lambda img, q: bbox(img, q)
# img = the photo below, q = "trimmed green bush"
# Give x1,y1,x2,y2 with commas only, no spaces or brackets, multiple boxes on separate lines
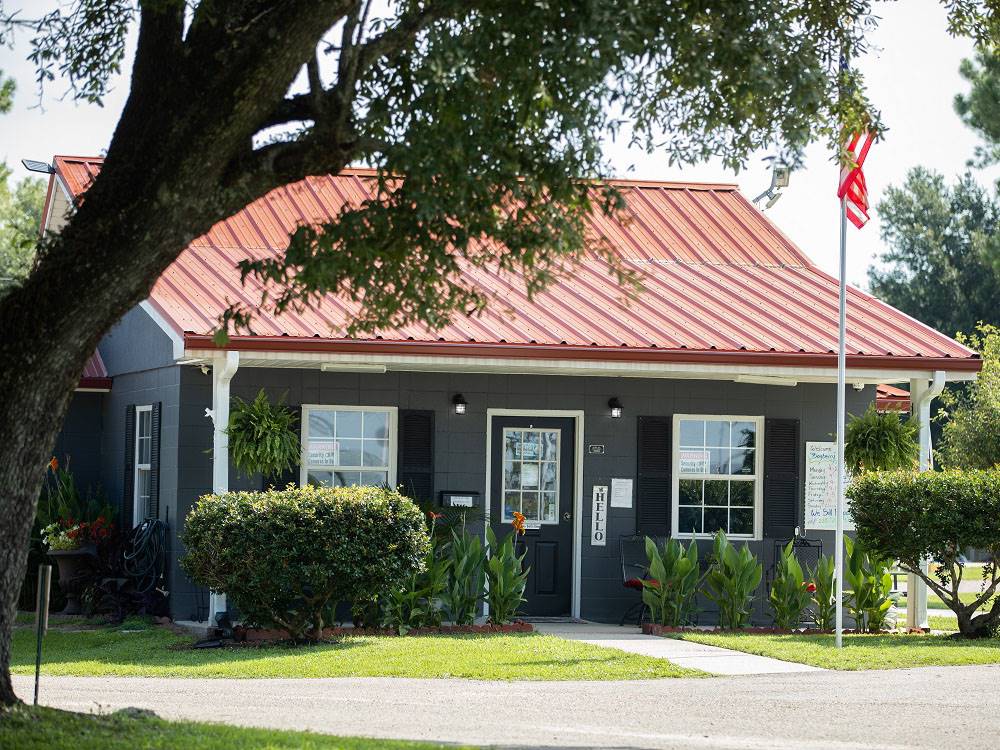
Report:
848,469,1000,637
180,485,429,640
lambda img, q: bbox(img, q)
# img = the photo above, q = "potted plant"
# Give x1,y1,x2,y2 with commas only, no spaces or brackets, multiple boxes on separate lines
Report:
227,389,300,486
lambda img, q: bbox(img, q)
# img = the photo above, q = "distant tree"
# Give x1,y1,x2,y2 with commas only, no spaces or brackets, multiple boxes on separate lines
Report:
937,324,1000,469
955,47,1000,167
869,169,1000,336
0,164,46,291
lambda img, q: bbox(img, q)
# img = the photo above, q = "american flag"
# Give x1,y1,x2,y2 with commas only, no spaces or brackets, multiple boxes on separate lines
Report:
838,130,875,228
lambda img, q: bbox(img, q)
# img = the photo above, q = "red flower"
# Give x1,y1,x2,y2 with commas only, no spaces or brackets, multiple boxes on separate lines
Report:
805,582,817,593
427,511,444,521
48,456,59,472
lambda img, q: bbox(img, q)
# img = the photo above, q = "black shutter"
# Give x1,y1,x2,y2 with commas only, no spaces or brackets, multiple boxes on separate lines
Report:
397,410,435,503
149,402,161,520
763,418,801,539
123,404,136,528
636,416,671,537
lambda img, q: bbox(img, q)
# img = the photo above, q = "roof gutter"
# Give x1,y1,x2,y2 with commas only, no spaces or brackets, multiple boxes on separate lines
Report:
182,334,982,372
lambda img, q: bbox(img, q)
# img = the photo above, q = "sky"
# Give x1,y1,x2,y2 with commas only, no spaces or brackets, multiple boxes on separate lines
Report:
1,0,996,288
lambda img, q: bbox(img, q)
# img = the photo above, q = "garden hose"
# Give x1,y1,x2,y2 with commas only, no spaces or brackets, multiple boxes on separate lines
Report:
123,518,165,595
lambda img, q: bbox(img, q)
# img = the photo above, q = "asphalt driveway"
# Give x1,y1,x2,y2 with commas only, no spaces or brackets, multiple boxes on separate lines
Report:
13,665,1000,750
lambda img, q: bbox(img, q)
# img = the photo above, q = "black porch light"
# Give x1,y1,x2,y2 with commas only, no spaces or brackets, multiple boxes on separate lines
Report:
452,393,468,415
608,397,623,418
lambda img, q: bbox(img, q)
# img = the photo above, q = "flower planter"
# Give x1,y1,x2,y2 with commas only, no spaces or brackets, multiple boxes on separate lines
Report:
233,620,534,643
47,547,97,615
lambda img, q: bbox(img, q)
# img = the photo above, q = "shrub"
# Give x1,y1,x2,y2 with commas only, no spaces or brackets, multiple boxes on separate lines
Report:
938,324,1000,469
843,536,893,633
808,554,837,631
442,524,486,625
843,404,918,474
704,531,762,629
226,390,299,480
769,541,812,630
484,518,529,625
848,469,1000,637
180,484,429,640
641,537,701,627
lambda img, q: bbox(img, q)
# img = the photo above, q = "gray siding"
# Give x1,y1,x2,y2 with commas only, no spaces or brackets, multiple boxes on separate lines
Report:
51,392,104,494
172,365,871,623
99,305,175,375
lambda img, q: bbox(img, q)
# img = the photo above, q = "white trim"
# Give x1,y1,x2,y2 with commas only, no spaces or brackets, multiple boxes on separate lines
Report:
671,414,765,541
299,404,398,488
132,405,153,528
139,301,185,361
183,348,973,384
485,408,585,619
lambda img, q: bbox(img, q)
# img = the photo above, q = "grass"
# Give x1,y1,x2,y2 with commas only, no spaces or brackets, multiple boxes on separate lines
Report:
927,591,992,610
670,631,1000,670
0,705,469,750
11,619,699,680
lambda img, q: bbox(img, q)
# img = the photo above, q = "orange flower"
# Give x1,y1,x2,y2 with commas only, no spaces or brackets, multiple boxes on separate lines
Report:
428,511,444,521
48,456,59,472
511,511,527,535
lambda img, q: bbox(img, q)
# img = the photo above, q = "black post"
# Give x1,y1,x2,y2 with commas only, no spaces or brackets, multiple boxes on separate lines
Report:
34,564,52,706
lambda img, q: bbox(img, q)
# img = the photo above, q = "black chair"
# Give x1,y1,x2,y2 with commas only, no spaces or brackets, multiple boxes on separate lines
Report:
619,534,651,626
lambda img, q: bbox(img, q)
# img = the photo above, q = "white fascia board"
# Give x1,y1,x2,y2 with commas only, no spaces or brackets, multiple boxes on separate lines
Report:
139,300,185,361
182,347,976,384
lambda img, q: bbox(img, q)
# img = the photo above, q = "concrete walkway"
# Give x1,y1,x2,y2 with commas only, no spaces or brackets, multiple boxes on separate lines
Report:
14,667,1000,749
534,622,822,675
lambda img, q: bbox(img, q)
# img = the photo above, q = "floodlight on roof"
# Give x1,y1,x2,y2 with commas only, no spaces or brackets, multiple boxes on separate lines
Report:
21,159,54,174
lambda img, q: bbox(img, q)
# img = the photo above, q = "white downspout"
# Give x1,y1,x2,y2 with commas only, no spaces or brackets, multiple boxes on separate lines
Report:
906,370,945,630
208,351,239,622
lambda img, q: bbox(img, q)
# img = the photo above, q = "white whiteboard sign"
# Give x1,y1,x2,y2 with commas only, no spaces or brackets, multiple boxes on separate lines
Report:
804,441,854,531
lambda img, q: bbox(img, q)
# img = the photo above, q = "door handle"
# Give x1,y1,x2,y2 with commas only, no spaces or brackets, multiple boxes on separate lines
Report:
563,512,572,521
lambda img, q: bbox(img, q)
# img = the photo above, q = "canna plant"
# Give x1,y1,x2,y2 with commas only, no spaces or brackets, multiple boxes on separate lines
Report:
704,531,762,629
641,537,702,627
843,536,894,633
383,513,451,633
768,541,813,630
443,523,487,625
808,554,838,631
484,514,530,625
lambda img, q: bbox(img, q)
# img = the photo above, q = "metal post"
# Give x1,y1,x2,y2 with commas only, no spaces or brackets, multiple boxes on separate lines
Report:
34,564,52,706
835,196,848,649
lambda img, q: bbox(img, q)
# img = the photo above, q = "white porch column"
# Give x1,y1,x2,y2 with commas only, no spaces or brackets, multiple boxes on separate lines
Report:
209,351,239,622
906,371,944,631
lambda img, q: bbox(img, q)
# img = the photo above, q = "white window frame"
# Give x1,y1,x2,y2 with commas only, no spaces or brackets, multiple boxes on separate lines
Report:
500,426,562,525
299,405,398,489
133,404,153,528
671,414,765,541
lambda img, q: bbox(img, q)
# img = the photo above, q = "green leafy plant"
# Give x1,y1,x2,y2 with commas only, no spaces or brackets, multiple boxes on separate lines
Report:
768,541,812,630
843,404,919,474
640,537,702,627
383,515,451,634
442,522,486,626
226,390,299,481
484,519,529,625
35,457,114,529
938,324,1000,470
180,484,429,640
809,554,837,631
848,468,1000,637
843,536,894,633
704,531,762,629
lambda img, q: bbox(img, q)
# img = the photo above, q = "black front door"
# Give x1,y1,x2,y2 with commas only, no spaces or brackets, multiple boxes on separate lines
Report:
490,416,575,617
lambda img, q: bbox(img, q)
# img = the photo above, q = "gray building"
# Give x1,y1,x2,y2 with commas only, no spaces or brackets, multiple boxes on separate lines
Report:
49,156,980,626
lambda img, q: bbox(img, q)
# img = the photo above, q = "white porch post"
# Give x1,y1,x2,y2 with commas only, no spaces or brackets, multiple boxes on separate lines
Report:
208,351,239,622
906,371,944,630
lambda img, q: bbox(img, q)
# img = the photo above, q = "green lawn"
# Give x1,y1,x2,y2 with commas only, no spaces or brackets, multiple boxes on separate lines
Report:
11,619,698,680
669,631,1000,670
0,705,468,750
927,591,992,610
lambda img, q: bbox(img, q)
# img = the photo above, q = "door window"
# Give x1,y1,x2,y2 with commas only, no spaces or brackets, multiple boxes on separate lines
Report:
502,427,560,524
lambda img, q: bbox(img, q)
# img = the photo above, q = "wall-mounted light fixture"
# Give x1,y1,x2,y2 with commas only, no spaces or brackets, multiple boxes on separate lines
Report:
608,397,623,418
452,393,468,415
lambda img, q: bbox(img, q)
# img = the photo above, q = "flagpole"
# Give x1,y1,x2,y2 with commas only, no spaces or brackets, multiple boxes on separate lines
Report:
835,194,848,650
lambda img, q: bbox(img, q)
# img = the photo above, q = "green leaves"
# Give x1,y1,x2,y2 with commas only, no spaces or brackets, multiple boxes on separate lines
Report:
939,324,1000,470
704,531,762,630
226,390,299,481
179,484,430,640
484,526,529,625
641,536,702,627
843,536,894,633
843,404,919,475
808,554,837,631
442,527,486,626
768,541,811,630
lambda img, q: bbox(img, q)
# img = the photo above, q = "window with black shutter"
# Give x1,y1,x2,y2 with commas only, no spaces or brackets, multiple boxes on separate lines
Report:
636,416,671,536
397,409,435,502
149,402,161,520
763,417,801,539
123,404,135,528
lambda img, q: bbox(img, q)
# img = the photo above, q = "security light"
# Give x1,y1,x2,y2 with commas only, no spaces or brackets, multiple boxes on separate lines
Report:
753,157,791,210
452,393,468,415
21,159,54,174
608,397,623,418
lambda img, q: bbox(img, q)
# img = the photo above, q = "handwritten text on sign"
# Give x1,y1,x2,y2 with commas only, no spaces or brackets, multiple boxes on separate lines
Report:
803,441,854,531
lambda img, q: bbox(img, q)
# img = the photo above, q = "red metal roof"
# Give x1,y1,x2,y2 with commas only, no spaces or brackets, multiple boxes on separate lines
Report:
78,350,111,391
52,156,979,370
876,384,910,412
